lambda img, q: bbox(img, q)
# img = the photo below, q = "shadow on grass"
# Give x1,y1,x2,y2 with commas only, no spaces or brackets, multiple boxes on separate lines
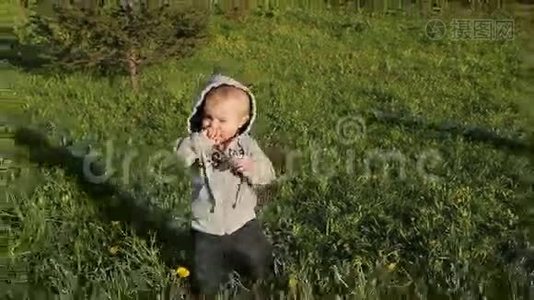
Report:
10,120,534,298
369,109,534,274
369,109,533,155
11,126,287,298
0,30,125,87
0,33,51,73
11,126,195,282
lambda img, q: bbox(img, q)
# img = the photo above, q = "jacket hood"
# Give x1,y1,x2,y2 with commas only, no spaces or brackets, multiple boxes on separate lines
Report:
187,74,256,136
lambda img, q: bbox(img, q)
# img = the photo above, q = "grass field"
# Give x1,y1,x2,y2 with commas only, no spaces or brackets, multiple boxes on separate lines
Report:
2,3,534,299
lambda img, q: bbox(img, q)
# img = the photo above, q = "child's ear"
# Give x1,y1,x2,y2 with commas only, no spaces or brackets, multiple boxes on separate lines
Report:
240,115,250,126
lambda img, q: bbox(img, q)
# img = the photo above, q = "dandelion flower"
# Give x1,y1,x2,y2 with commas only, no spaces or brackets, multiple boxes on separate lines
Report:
386,262,397,272
108,246,119,255
288,275,298,288
175,266,190,278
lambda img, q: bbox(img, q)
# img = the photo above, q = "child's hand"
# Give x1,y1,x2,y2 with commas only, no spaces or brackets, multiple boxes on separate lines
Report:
232,157,254,175
202,127,222,145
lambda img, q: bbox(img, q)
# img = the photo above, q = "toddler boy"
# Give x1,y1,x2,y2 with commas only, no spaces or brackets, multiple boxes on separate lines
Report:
174,74,277,296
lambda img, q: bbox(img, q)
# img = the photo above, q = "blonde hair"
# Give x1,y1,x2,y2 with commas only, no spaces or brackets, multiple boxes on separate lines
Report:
204,85,251,118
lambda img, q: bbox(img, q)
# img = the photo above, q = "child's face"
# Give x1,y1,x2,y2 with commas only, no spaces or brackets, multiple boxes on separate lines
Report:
201,96,249,143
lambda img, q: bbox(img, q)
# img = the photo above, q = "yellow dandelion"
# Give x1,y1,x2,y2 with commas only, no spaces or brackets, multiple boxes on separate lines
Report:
175,266,190,278
386,262,397,272
288,275,298,289
108,245,120,255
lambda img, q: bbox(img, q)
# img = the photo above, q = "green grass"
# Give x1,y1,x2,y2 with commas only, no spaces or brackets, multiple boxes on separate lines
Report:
2,6,534,300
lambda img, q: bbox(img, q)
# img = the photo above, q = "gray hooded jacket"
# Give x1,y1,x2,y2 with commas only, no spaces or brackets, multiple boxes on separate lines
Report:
174,74,276,236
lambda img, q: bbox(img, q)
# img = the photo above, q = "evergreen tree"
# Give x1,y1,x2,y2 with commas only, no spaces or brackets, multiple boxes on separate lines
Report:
20,2,209,92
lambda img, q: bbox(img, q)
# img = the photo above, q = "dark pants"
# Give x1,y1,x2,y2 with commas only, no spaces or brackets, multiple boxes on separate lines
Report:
190,219,273,295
